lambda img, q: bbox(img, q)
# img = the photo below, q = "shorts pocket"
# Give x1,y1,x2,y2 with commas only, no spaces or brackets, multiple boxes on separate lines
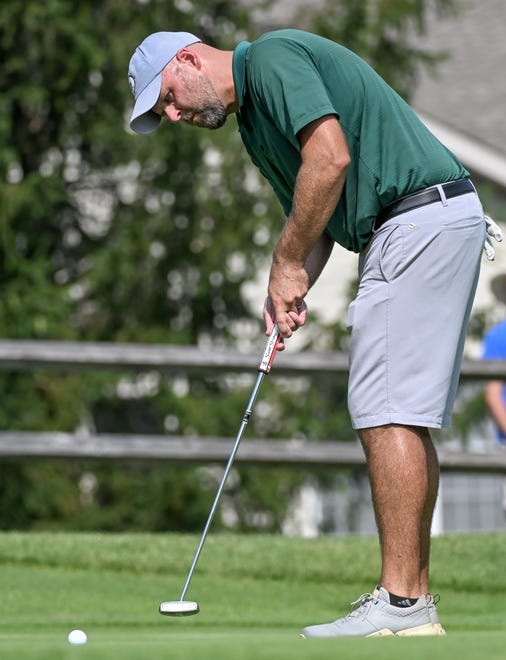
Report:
378,223,405,283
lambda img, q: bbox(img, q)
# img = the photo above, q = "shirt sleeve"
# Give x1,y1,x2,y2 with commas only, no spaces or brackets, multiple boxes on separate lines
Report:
247,38,338,147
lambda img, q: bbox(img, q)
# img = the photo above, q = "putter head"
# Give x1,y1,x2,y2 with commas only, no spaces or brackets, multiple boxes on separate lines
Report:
159,600,200,617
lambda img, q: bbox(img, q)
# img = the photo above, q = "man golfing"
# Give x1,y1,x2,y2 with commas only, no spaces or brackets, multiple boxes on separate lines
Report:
128,29,498,637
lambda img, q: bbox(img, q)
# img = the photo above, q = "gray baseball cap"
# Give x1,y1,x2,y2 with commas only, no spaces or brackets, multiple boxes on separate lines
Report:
128,31,201,134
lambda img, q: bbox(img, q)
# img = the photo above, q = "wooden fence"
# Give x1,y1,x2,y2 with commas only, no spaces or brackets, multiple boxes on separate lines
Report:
1,340,505,473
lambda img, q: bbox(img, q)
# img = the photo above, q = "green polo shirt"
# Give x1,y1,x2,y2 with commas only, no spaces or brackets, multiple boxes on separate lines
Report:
232,29,468,252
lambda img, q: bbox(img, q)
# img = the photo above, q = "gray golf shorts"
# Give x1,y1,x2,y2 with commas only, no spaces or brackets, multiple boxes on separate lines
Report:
346,188,485,430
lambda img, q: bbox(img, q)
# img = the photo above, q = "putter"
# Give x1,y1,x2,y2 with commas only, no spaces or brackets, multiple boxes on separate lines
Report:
160,324,280,617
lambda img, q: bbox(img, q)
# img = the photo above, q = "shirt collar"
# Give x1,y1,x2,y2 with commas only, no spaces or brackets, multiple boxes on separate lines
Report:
232,40,250,111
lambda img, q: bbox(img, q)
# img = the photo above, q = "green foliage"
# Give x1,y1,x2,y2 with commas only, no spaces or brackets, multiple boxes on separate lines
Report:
0,459,219,531
0,0,469,532
0,0,279,531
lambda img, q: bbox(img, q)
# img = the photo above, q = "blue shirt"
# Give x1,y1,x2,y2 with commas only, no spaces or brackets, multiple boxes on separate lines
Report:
482,319,506,444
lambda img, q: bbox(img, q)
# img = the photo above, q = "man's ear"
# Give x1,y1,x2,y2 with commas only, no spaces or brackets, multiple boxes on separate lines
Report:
175,47,201,69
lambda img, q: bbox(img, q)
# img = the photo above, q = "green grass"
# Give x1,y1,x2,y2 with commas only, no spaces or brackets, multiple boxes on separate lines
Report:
0,532,505,658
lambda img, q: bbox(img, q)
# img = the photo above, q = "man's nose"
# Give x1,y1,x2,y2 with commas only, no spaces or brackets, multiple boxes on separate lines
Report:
164,105,181,122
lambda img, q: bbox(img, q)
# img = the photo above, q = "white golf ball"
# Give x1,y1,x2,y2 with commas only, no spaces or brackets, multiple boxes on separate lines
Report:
67,629,88,645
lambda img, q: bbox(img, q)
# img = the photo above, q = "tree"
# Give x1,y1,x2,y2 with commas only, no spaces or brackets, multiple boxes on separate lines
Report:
1,0,282,530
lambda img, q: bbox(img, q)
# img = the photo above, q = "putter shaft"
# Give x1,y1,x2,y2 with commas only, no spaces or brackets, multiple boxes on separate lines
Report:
178,325,279,603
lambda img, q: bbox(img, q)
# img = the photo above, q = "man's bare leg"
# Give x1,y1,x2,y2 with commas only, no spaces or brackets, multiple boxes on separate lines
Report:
358,424,439,597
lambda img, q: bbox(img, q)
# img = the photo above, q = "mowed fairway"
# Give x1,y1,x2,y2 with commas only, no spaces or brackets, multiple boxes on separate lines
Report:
1,532,505,659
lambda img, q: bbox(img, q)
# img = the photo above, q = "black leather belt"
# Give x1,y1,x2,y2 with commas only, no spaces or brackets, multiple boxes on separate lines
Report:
375,178,475,230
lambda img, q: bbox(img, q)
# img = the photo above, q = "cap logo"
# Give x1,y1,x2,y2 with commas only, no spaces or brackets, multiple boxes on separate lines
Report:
128,75,135,96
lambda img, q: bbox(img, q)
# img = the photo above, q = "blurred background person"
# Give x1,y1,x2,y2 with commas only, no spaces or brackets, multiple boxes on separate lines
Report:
483,273,506,448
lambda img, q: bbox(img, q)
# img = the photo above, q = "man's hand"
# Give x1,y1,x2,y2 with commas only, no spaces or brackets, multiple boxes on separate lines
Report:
264,271,307,351
267,259,308,339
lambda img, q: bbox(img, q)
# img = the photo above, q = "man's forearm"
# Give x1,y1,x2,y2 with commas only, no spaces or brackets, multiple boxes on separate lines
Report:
273,123,348,268
273,187,342,271
485,381,506,435
267,115,349,336
304,232,335,289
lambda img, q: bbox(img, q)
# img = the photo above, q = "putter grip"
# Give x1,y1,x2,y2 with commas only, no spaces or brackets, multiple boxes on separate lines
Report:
258,324,279,373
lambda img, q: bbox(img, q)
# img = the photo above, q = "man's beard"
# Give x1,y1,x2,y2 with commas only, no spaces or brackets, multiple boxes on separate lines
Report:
181,102,227,129
177,68,228,129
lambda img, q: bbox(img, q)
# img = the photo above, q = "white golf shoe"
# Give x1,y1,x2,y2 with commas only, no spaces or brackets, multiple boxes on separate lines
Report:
300,586,446,638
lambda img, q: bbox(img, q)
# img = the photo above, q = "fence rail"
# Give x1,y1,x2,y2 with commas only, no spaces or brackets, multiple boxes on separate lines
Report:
1,339,506,379
1,432,505,473
1,340,505,473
